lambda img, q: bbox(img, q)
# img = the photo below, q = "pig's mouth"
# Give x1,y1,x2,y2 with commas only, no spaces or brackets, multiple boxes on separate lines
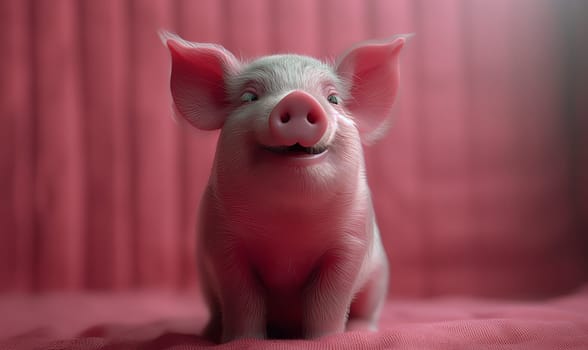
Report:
264,143,328,156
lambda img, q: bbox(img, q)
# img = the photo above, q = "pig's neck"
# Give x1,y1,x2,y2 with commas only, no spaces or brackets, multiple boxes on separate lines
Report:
209,173,370,235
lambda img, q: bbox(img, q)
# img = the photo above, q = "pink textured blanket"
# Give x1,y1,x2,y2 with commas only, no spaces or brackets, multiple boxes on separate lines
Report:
2,286,587,349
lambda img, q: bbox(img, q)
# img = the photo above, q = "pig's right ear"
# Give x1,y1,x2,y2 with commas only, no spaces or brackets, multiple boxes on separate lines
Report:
160,31,241,130
335,34,411,144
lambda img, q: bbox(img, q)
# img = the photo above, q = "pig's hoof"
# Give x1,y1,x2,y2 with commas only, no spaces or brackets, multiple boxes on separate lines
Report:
303,326,346,339
346,319,377,332
221,331,266,343
201,323,221,343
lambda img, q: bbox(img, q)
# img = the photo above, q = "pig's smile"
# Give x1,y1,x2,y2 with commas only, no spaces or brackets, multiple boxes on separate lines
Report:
258,142,330,166
264,143,328,156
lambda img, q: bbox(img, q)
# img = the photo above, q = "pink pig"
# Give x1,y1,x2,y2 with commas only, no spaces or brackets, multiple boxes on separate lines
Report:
161,31,409,342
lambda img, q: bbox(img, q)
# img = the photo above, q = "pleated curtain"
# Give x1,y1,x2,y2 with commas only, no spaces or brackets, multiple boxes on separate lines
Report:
1,0,587,296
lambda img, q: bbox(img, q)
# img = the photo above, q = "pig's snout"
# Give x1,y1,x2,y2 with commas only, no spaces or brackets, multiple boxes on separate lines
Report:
269,91,328,147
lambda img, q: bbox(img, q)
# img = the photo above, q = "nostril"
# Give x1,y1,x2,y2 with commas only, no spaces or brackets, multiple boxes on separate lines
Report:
268,91,329,147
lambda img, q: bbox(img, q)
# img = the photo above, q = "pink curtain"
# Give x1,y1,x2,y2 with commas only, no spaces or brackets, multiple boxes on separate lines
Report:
1,0,586,297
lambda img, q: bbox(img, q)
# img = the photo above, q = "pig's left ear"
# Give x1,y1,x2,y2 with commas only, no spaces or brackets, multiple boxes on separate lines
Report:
160,31,241,130
335,34,411,144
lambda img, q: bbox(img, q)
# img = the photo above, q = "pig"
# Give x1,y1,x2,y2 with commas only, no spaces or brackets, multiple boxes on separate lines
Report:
160,31,409,343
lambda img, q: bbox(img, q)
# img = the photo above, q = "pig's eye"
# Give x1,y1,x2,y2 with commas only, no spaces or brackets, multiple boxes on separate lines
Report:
240,91,258,103
327,94,339,105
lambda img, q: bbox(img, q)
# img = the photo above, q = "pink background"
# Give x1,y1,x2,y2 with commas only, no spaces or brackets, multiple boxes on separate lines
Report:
1,0,587,299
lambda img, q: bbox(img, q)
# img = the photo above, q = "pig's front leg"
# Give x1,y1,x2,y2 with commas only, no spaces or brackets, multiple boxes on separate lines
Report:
217,261,267,342
302,250,361,339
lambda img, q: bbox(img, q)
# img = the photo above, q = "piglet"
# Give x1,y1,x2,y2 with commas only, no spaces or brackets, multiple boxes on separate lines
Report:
161,31,409,342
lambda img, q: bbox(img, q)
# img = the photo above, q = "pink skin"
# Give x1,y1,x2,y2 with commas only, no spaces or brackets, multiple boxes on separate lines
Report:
161,31,409,343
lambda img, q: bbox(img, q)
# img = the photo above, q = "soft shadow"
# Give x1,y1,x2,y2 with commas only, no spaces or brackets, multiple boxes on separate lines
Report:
79,318,215,347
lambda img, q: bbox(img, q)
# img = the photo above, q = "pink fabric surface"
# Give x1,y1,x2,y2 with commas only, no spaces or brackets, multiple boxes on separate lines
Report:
1,288,588,349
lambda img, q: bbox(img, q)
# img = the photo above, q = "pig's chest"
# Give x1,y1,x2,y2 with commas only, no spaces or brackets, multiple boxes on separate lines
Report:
246,234,328,290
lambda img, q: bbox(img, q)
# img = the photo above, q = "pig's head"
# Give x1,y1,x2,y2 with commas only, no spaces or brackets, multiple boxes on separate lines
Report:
161,32,408,208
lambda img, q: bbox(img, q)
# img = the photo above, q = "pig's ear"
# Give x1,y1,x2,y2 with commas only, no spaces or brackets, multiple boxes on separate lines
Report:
335,34,411,144
160,31,241,130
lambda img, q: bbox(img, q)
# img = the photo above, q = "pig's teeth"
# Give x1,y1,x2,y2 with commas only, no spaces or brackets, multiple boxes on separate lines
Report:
264,143,328,155
308,145,327,154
